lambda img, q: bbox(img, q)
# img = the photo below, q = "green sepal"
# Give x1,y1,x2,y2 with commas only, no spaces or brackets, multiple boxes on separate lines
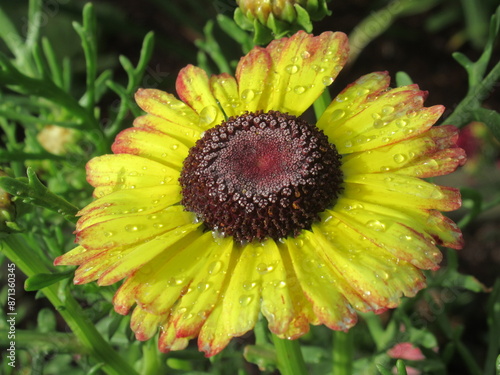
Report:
234,8,255,31
253,18,274,45
294,5,313,32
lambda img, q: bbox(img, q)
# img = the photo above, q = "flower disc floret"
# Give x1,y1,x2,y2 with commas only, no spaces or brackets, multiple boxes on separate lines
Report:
180,110,343,242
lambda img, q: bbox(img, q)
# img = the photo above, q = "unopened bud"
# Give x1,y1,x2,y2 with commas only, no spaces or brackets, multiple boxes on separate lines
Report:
235,0,331,44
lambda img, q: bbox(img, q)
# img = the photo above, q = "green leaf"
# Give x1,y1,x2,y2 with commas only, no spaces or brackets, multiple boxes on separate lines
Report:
243,343,277,371
395,71,414,87
72,3,98,113
107,313,124,340
441,270,488,293
217,14,254,53
0,167,79,222
195,20,232,74
444,5,500,127
25,270,74,291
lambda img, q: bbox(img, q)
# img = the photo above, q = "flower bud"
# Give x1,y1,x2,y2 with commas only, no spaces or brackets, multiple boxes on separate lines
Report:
235,0,331,44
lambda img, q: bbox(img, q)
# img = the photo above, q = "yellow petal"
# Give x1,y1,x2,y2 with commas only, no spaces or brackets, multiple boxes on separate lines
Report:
171,235,235,338
261,31,349,116
319,73,444,154
133,231,221,315
112,128,189,169
286,233,360,327
77,185,182,229
328,197,442,270
133,114,201,147
113,276,140,315
131,305,166,341
198,242,265,357
317,72,390,131
258,240,315,338
86,154,179,198
76,205,194,251
73,248,121,284
54,245,87,266
176,65,225,129
310,226,426,309
210,73,241,118
97,223,201,286
158,320,191,353
135,88,199,129
235,46,272,114
343,173,461,212
341,124,466,178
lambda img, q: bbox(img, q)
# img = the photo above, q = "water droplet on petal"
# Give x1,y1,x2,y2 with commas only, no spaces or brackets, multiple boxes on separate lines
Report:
241,89,255,103
393,154,407,163
382,105,395,115
199,105,218,126
168,277,184,286
125,225,140,232
366,220,386,232
330,109,345,121
286,64,299,74
256,263,274,274
208,260,223,275
239,295,253,306
243,281,257,290
396,119,408,128
197,282,211,291
294,86,306,94
274,280,287,288
322,76,334,86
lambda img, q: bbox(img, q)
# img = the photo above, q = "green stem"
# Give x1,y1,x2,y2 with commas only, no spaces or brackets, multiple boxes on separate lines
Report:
271,334,307,375
442,60,500,128
348,0,439,65
313,89,332,120
0,234,139,375
332,330,354,375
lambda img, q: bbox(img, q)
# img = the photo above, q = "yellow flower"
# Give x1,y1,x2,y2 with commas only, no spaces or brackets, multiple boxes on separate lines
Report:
55,31,465,356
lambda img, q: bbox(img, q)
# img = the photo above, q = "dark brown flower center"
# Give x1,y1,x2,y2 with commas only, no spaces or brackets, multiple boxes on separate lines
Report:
179,111,343,242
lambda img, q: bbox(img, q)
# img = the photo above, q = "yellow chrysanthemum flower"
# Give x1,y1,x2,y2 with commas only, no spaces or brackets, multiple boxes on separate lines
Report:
55,31,465,356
